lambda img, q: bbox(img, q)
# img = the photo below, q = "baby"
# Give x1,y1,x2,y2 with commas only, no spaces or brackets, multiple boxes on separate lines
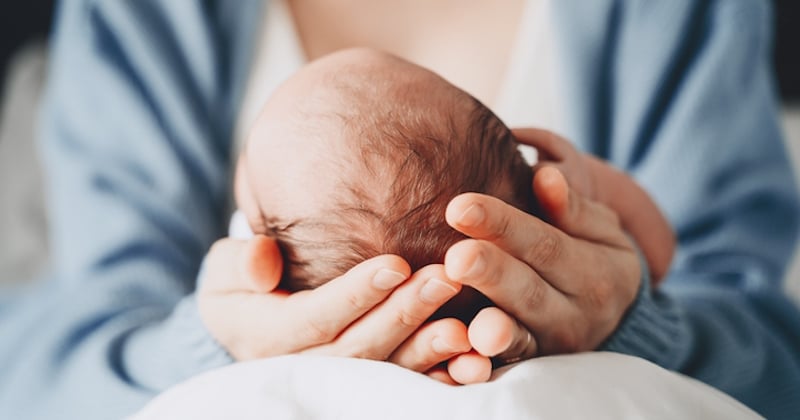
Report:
234,48,673,310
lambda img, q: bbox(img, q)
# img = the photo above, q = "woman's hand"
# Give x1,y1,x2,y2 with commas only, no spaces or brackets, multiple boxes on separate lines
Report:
443,165,641,366
515,128,675,283
197,236,471,377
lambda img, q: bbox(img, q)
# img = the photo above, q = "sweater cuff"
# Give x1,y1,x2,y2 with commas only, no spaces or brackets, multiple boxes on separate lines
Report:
171,294,235,373
125,294,233,391
599,249,691,371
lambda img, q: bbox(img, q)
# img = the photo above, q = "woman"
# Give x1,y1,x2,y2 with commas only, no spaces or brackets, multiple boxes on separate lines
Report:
1,0,799,418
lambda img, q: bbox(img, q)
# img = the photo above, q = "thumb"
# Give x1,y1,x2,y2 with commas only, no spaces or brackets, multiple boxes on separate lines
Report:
533,166,626,246
202,235,283,294
533,165,570,224
242,235,284,293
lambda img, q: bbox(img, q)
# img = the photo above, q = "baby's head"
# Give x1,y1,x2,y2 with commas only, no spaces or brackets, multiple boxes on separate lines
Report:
236,48,535,292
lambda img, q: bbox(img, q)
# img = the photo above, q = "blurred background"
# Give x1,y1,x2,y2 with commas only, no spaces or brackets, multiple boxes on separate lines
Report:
0,1,799,300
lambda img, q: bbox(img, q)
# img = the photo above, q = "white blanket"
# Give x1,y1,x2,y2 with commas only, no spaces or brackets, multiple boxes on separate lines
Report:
134,352,760,419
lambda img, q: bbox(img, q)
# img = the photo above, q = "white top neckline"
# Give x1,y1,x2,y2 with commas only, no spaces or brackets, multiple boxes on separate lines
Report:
233,0,306,153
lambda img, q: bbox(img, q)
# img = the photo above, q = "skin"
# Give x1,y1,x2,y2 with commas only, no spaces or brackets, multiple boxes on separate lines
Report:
444,146,641,363
199,136,643,383
200,50,473,376
522,128,675,284
199,49,668,384
199,0,663,384
289,0,526,108
230,49,493,380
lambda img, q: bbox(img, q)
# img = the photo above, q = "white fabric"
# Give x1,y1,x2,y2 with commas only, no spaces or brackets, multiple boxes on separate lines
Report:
233,0,305,156
133,353,760,420
0,42,49,286
228,209,254,239
493,0,563,164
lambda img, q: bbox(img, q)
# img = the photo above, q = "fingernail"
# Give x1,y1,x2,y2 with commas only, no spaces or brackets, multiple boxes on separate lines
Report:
465,252,486,278
458,204,484,227
432,337,457,354
420,278,458,304
372,269,407,290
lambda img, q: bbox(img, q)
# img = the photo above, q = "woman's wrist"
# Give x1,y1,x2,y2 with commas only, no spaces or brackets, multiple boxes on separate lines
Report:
598,250,689,370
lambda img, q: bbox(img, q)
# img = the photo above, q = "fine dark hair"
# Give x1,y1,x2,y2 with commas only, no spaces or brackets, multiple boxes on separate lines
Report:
262,75,535,291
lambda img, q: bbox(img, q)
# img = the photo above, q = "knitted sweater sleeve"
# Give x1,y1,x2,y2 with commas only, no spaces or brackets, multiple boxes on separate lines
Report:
584,1,800,417
0,1,258,418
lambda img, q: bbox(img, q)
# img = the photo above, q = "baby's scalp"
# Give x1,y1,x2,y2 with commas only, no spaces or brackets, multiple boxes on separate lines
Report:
241,48,535,291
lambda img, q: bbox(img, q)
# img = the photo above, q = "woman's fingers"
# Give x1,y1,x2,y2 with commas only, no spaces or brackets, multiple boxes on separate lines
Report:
532,166,627,247
430,312,523,385
202,237,464,365
426,368,459,386
199,239,416,359
468,307,537,364
444,239,567,331
514,127,597,199
511,128,572,161
446,193,576,289
202,236,283,294
446,191,633,291
446,193,549,261
445,190,640,355
302,265,461,359
241,235,284,292
198,236,291,359
288,254,412,346
467,306,517,357
447,351,493,384
423,351,494,386
387,318,471,373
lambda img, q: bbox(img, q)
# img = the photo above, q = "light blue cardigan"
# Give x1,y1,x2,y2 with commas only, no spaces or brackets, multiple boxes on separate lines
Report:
1,0,799,418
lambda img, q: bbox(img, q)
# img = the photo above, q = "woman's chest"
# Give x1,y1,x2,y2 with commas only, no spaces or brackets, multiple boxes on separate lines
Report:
288,0,526,108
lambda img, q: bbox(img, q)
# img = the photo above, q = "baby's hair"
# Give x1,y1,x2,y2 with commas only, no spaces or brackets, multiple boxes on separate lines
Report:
261,67,535,291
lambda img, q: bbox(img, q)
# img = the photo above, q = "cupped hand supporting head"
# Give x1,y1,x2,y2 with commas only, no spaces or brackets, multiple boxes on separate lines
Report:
443,166,641,370
197,235,473,381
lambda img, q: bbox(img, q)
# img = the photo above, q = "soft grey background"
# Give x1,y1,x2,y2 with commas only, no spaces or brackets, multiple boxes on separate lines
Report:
0,43,47,286
784,108,800,302
1,45,800,303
